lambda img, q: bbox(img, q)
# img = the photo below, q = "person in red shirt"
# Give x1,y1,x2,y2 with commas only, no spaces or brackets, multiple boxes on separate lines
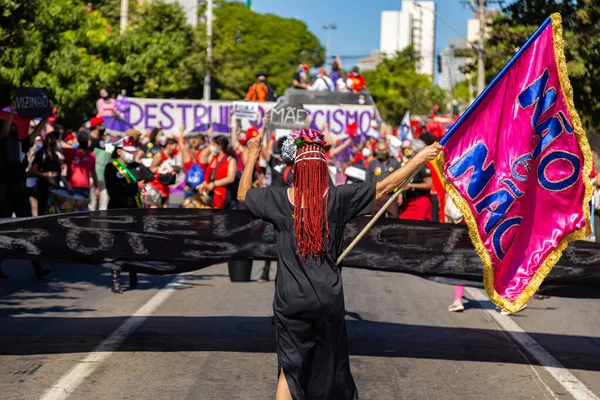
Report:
197,135,237,209
398,141,433,221
178,127,208,173
149,138,180,208
61,133,99,201
346,66,367,93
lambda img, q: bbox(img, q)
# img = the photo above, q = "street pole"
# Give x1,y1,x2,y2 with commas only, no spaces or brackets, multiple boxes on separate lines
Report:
468,78,474,103
477,0,486,94
323,24,337,67
203,0,213,102
120,0,128,34
326,29,332,62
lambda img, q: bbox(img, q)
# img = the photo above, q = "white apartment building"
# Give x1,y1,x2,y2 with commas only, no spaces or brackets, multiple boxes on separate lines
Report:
380,1,436,77
164,0,199,27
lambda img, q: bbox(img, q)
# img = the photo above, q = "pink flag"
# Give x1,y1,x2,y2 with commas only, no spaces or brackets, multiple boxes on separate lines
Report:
438,14,593,313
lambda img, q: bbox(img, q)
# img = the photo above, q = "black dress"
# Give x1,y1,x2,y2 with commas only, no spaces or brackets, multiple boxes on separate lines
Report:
245,182,376,400
31,149,62,216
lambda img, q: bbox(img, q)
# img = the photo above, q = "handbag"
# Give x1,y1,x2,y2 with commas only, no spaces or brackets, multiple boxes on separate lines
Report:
185,163,205,187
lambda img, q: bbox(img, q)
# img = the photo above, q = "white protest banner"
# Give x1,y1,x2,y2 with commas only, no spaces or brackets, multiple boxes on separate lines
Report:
124,98,376,138
233,101,258,120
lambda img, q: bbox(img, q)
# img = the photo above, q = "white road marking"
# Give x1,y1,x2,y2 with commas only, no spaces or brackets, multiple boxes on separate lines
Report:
39,275,184,400
465,287,599,400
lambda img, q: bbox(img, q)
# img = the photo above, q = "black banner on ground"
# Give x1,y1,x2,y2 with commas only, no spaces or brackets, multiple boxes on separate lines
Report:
0,209,599,288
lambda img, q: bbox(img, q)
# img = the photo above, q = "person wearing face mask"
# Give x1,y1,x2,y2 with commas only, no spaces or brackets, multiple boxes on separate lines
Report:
345,143,371,184
196,135,238,209
29,133,72,216
366,140,401,217
104,136,154,293
399,140,415,164
96,88,115,118
88,118,112,211
148,138,180,207
176,126,210,206
138,127,164,166
63,132,78,149
1,101,50,218
0,101,52,279
292,63,310,89
61,133,100,203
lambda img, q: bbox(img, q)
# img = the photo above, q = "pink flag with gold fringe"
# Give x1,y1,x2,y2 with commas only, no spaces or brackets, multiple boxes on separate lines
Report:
438,14,593,313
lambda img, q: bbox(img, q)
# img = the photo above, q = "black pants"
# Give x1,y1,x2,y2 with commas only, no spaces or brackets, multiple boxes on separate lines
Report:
0,181,32,218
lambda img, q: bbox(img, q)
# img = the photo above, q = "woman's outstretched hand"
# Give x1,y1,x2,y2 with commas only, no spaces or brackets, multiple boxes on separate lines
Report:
416,142,443,163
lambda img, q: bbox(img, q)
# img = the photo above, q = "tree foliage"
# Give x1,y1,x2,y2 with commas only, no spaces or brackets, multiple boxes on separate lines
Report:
362,47,448,126
0,0,325,126
207,1,324,100
475,0,599,133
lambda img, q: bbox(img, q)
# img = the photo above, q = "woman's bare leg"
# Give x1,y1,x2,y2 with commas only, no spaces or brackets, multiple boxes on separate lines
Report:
29,196,38,217
275,369,292,400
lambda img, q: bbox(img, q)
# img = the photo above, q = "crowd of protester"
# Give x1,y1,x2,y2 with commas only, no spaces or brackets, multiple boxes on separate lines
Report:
247,56,368,100
4,69,596,308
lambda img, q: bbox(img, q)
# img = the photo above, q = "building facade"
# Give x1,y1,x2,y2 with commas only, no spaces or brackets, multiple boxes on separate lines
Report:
356,51,383,72
380,1,436,77
439,38,467,92
164,0,199,27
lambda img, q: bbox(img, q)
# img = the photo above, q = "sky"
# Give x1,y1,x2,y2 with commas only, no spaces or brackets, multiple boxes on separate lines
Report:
252,0,510,81
252,0,481,80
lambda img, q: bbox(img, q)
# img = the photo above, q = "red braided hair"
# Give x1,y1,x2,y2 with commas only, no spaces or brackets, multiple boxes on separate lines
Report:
293,144,330,261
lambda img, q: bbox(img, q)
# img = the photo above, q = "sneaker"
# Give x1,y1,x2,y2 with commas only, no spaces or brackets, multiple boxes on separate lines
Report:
257,270,270,283
448,303,465,312
500,304,527,316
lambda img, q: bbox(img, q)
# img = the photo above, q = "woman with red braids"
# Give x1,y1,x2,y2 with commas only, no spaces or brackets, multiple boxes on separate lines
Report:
238,128,441,400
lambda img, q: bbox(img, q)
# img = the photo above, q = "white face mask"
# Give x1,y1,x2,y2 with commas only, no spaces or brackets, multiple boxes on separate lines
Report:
122,151,135,164
362,148,372,157
358,98,366,105
210,145,219,156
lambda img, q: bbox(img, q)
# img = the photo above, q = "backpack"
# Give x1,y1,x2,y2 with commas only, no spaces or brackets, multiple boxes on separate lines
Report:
185,163,205,187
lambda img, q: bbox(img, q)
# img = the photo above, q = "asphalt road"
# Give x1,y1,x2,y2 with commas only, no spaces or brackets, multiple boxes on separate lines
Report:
0,259,599,400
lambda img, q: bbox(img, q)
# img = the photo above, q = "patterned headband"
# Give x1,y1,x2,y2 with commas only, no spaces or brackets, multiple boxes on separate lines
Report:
281,128,329,163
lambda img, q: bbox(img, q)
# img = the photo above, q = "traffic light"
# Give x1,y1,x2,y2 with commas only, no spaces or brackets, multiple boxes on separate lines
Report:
437,55,443,74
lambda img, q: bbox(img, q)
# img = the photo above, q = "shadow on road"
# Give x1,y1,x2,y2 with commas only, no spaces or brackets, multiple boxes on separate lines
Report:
0,262,218,317
0,314,599,373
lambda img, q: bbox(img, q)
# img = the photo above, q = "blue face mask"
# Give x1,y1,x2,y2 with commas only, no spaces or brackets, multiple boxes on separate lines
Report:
72,143,79,149
35,145,42,151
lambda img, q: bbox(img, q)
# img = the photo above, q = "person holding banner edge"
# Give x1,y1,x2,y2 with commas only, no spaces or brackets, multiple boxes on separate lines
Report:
238,126,441,400
104,135,154,293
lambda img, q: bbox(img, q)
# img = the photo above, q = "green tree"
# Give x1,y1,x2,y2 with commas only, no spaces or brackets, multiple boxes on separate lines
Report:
106,1,201,98
0,0,325,126
362,47,448,126
205,1,325,100
453,80,474,104
0,0,114,126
